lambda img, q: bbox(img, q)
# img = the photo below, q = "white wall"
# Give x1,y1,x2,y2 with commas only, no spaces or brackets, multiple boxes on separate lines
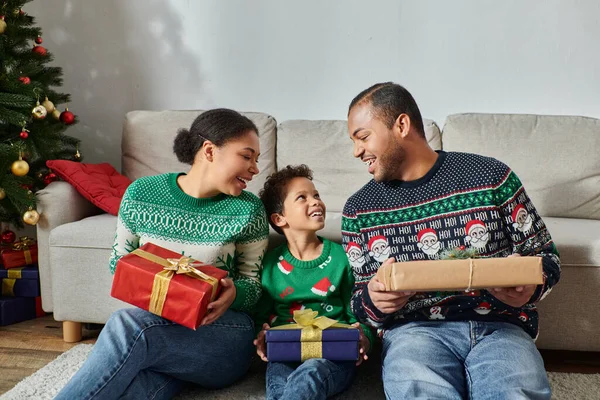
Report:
26,0,600,169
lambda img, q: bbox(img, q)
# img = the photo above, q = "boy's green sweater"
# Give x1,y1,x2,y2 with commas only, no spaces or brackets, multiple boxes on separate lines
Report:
255,237,374,348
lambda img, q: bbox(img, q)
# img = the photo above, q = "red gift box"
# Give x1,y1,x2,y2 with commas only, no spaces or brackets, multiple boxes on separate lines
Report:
111,242,227,330
1,237,38,269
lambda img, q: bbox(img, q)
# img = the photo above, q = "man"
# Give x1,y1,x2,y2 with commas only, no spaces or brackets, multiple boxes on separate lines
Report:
342,82,560,399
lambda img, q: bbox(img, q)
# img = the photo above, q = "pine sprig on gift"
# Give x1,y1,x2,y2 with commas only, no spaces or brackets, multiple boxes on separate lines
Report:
439,246,480,260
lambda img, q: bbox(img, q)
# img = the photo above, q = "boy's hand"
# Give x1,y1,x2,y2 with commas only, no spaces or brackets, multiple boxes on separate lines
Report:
201,278,236,326
253,323,270,362
352,322,370,366
487,254,536,308
368,258,415,314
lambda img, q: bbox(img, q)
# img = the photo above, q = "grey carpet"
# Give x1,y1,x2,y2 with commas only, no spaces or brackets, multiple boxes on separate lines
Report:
2,344,600,399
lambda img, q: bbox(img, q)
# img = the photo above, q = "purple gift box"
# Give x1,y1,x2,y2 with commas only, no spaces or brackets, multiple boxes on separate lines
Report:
1,278,40,297
0,296,37,326
266,327,359,362
0,265,39,279
0,266,40,297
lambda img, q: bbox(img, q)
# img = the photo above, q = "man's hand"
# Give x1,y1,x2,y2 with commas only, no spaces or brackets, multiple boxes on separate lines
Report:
368,258,415,314
253,323,270,362
487,253,536,308
352,322,370,366
488,285,536,308
201,278,236,326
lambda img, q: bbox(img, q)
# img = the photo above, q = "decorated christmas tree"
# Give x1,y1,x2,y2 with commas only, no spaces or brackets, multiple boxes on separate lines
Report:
0,0,80,230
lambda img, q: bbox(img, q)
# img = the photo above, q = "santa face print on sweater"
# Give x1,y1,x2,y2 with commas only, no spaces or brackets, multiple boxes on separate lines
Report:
465,219,490,250
512,204,533,233
346,242,366,269
417,228,441,257
368,235,391,263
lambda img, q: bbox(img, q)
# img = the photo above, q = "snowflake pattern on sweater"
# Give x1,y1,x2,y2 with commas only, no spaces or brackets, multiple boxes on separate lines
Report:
342,151,560,338
109,173,269,312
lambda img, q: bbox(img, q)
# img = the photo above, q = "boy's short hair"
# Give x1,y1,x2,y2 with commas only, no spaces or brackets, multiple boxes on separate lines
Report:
259,164,313,235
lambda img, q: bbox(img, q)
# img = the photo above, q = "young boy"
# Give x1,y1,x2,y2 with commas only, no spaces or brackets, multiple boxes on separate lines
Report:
255,164,373,400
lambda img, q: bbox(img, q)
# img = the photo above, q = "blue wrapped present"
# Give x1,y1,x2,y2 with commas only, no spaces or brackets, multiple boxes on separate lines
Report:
266,309,360,362
2,278,40,297
0,265,39,279
0,266,40,297
0,296,37,326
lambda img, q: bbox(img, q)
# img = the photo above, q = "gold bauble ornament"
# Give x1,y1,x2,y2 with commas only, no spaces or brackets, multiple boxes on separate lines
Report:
23,209,40,225
11,159,29,177
42,97,55,113
0,18,7,34
0,187,5,200
52,109,61,120
32,101,47,119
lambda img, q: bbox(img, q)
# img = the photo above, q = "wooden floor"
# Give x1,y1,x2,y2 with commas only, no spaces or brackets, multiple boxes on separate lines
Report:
1,315,600,395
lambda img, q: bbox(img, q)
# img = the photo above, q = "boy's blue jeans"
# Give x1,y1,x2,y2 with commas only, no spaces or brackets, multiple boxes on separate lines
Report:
381,320,551,400
55,307,255,400
266,359,355,400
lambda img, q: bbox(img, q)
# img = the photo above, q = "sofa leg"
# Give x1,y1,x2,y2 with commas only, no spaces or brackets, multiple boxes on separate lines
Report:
63,321,82,343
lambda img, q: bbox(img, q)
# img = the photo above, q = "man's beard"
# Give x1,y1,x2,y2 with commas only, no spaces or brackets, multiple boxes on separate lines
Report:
374,141,406,182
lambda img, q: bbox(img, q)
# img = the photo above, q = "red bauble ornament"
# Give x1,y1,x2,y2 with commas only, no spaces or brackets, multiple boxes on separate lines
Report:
35,36,43,44
43,172,58,186
459,245,466,251
19,76,31,84
32,45,47,56
20,130,29,139
1,229,16,244
60,109,75,125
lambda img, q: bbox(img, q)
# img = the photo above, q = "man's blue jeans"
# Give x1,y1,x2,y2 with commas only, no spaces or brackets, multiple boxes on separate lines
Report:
266,359,355,400
55,308,255,400
381,321,551,400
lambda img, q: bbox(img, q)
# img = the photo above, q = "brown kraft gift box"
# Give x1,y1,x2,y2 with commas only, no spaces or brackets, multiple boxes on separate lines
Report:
376,257,543,292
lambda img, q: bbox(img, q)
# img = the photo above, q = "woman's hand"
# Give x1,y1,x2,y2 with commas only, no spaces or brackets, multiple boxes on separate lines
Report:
352,322,370,366
253,323,270,362
201,278,236,326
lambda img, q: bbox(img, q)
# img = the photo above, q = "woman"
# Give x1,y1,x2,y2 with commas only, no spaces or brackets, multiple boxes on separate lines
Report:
56,108,269,399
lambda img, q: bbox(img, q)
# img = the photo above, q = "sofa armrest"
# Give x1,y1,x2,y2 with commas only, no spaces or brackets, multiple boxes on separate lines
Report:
36,181,104,312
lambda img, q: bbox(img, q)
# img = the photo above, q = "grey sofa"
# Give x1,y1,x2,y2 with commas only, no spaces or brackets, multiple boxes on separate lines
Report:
37,111,600,354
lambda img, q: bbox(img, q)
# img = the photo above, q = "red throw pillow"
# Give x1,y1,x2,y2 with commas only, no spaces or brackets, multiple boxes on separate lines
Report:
46,160,132,216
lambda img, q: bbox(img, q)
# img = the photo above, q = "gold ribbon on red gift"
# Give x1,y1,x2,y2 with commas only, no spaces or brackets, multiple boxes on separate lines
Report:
12,237,35,265
271,309,352,361
1,278,16,296
130,249,219,317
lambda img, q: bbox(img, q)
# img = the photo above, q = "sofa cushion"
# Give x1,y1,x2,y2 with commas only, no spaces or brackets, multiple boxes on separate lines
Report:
442,114,600,220
49,213,117,249
276,118,441,234
121,110,277,196
46,160,132,216
544,217,600,266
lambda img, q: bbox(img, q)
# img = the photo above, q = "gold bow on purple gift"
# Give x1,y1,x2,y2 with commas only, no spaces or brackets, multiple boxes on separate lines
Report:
130,249,219,317
271,309,352,361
